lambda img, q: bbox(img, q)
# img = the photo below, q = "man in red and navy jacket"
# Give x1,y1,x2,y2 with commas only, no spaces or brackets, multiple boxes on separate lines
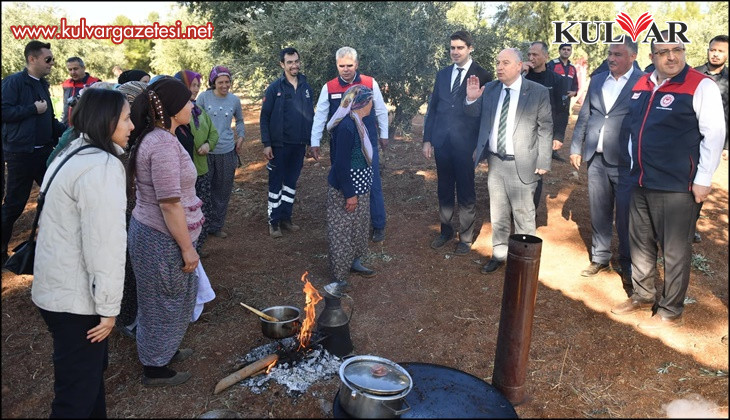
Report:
548,43,578,161
61,57,99,125
310,46,389,245
610,32,725,330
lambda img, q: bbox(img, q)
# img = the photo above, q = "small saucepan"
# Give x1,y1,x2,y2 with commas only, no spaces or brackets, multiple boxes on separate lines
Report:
260,306,302,339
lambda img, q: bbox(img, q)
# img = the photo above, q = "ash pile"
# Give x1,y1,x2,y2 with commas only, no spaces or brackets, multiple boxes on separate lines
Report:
236,337,342,396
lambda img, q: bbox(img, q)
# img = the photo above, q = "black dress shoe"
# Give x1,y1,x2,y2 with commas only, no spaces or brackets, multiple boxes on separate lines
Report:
170,348,193,364
453,242,471,255
552,150,566,162
430,233,453,249
350,258,376,278
372,228,385,242
580,262,609,277
142,370,192,387
480,259,504,274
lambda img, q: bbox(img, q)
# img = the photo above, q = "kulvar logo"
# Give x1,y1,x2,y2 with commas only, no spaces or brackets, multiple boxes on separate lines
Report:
553,12,689,45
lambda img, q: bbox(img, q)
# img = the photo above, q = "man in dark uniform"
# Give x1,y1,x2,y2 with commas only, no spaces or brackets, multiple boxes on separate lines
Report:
692,34,728,243
523,41,568,209
423,30,491,255
260,47,314,238
548,43,580,162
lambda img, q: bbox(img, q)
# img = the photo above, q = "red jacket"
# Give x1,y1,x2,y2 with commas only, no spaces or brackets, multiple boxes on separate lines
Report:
62,73,100,125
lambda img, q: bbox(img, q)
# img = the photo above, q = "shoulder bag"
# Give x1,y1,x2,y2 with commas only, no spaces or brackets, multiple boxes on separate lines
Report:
3,144,98,275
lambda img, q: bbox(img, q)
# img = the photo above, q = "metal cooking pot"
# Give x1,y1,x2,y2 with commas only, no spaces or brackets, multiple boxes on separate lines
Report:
338,355,412,418
260,306,302,339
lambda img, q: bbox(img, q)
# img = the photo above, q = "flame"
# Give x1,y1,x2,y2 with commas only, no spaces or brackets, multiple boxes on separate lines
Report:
297,271,322,350
265,358,278,374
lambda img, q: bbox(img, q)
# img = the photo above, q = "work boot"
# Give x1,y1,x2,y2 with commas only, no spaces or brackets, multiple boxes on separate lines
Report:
280,220,300,232
269,224,283,238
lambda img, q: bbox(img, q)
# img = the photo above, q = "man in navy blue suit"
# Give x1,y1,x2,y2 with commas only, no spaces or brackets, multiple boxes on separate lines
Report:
423,30,491,255
570,38,644,296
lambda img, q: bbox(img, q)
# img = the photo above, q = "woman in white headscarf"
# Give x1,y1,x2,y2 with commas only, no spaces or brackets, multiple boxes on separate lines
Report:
325,85,377,289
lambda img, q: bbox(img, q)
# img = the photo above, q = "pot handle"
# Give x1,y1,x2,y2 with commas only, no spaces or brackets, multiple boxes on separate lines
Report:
343,293,355,323
382,399,411,415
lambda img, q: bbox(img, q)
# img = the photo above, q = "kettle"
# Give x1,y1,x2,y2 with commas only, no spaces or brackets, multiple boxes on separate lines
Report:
317,282,355,357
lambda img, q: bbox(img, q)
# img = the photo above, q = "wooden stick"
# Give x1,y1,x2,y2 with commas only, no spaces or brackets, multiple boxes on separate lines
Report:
213,353,279,395
240,302,279,322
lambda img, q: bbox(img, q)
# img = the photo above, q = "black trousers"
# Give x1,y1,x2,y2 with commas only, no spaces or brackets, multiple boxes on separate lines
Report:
1,145,52,255
38,309,108,419
433,141,476,243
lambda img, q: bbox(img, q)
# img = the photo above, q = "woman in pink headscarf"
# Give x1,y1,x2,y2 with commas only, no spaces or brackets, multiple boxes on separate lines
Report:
194,66,245,239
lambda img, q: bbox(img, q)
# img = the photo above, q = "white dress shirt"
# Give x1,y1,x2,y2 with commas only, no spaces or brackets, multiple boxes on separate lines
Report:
597,67,634,153
488,76,522,155
627,71,726,186
310,76,389,147
451,59,473,90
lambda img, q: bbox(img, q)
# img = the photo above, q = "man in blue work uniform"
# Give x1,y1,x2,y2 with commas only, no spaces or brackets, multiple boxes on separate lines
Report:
260,47,314,238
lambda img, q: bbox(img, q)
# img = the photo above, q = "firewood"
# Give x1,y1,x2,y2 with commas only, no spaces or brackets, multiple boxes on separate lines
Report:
213,353,279,395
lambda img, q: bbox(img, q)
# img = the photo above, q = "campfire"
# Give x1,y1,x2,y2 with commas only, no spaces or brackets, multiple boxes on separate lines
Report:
214,272,340,396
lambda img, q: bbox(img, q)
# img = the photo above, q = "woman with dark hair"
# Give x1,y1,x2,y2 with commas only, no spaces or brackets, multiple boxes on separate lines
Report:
118,69,151,84
195,65,245,238
174,70,219,256
325,85,377,291
127,77,203,386
32,88,133,417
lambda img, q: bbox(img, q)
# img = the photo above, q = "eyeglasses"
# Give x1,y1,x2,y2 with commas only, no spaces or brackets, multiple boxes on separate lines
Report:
44,56,55,64
653,47,685,57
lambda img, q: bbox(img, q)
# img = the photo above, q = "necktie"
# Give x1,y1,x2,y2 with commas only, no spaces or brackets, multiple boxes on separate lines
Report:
451,67,464,93
497,87,510,156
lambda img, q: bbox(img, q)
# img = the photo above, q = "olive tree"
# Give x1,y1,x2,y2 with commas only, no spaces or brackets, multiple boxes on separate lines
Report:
196,1,458,139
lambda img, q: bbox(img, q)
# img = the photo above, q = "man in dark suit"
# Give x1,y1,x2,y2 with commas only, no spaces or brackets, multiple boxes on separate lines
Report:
423,31,491,255
465,48,553,274
570,39,644,297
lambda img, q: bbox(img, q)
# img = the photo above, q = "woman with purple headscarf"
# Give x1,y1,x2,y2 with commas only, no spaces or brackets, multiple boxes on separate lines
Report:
195,66,245,239
174,70,219,257
325,85,377,290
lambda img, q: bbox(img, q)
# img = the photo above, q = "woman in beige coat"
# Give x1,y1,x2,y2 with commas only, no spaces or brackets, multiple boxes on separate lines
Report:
31,89,133,418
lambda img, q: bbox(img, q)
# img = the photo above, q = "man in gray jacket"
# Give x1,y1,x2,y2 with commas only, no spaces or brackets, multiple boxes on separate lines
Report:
569,39,643,296
466,48,553,274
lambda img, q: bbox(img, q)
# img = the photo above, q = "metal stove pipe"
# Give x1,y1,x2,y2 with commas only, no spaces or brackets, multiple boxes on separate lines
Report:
492,234,542,405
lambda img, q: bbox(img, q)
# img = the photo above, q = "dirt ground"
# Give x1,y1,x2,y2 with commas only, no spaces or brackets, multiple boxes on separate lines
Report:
2,101,728,419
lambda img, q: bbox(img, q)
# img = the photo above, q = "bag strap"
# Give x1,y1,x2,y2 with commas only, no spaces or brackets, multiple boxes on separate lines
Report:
26,144,99,243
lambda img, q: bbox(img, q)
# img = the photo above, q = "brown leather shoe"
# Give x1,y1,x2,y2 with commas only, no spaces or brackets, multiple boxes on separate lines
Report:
611,298,654,315
637,315,684,330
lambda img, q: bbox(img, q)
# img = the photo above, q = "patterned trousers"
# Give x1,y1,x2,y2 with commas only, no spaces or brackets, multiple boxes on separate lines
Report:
326,186,370,282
